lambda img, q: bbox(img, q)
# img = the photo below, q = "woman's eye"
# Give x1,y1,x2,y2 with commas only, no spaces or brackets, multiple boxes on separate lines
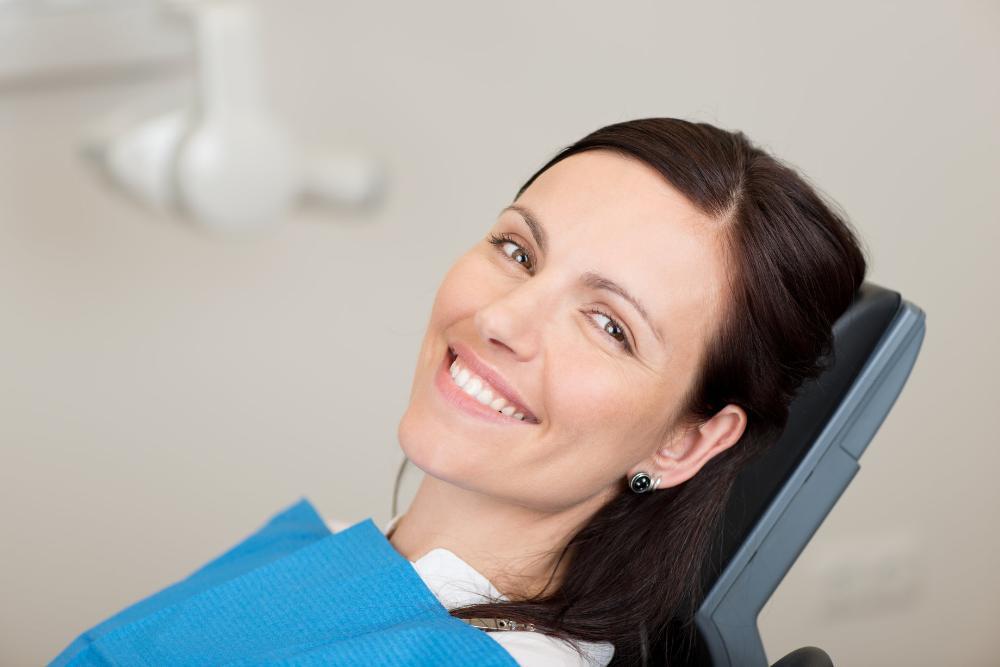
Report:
588,309,633,353
487,232,534,271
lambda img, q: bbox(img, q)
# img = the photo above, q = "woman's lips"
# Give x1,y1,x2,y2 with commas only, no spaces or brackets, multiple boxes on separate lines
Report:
434,347,538,425
446,340,539,422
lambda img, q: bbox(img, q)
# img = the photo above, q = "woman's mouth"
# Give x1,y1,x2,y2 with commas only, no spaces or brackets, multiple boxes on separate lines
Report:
434,346,540,425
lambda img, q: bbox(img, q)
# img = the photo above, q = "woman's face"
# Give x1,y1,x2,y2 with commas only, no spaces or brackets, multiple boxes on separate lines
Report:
398,149,732,513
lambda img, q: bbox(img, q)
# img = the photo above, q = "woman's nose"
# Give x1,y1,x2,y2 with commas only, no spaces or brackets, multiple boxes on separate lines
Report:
473,279,552,361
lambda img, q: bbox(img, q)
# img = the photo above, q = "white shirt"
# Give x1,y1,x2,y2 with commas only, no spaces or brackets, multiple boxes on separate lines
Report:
325,514,615,667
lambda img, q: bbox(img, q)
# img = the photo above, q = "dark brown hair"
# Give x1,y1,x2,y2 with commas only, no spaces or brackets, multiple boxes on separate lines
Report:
441,118,868,665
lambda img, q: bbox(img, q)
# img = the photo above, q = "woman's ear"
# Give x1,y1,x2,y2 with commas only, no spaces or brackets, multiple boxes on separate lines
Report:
650,404,747,487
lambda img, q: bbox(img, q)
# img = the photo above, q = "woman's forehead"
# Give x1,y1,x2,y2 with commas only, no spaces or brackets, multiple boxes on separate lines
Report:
514,150,721,249
525,150,706,215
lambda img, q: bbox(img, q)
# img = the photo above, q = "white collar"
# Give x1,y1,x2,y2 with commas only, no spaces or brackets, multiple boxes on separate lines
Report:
381,513,508,609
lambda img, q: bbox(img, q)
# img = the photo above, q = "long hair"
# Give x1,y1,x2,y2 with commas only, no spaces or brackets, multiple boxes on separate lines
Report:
409,118,868,665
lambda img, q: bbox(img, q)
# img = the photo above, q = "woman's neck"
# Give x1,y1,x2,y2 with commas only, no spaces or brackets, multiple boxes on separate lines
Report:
388,474,612,600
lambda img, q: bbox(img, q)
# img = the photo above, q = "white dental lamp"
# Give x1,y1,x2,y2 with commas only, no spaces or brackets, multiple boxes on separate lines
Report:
82,1,383,234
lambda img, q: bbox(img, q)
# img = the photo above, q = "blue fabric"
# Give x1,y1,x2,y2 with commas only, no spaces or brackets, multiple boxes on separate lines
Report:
51,499,519,666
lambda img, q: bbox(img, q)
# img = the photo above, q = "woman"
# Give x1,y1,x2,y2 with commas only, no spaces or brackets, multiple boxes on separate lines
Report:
54,118,867,667
383,117,866,665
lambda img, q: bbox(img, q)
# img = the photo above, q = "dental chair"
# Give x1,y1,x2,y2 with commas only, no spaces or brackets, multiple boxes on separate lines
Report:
673,282,927,667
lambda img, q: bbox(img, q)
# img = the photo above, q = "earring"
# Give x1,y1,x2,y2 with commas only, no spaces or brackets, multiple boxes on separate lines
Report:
629,472,661,494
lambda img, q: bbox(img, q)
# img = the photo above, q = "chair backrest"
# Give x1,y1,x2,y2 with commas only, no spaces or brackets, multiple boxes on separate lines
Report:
683,282,927,666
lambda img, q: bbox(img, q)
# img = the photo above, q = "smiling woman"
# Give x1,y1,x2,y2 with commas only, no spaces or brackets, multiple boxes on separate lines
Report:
393,118,867,666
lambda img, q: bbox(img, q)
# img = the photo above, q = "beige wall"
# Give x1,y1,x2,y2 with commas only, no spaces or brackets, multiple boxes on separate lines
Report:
1,1,997,664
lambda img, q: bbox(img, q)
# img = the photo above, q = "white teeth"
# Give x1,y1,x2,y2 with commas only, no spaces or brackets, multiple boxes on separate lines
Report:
449,354,533,421
463,376,483,397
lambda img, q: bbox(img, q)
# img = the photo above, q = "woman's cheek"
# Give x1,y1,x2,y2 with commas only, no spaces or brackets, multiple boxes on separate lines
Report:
556,337,634,402
436,253,496,314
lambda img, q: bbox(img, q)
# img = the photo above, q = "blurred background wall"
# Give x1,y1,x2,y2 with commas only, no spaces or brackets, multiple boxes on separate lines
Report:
1,0,997,664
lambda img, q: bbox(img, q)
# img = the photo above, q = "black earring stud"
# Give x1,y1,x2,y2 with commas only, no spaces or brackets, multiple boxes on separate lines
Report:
630,471,653,494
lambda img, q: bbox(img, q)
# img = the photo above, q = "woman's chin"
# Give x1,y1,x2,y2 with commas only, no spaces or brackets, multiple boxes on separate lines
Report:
397,403,454,471
397,403,486,483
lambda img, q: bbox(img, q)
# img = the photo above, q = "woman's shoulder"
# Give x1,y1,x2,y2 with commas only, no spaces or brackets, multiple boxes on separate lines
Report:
489,631,615,667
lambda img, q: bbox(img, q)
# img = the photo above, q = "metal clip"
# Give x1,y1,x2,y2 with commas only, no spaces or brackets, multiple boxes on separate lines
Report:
462,617,537,632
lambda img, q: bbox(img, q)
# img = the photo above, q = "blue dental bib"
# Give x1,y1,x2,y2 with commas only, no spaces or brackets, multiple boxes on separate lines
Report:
51,499,519,666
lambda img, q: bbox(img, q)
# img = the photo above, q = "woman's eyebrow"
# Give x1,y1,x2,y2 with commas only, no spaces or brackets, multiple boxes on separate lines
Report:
499,204,665,347
503,204,548,255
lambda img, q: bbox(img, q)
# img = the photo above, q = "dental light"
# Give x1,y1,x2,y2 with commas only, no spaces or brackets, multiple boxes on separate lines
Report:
82,1,383,234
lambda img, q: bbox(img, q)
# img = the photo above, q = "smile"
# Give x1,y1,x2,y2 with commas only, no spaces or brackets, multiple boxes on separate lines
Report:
434,345,540,425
